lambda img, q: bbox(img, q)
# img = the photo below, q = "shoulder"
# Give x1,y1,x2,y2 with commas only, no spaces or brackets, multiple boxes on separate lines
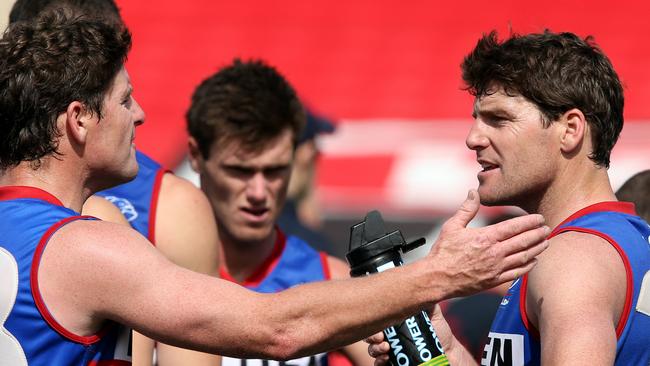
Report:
157,173,215,228
82,195,129,226
526,230,626,326
42,219,158,305
51,218,154,258
155,173,219,275
324,255,352,280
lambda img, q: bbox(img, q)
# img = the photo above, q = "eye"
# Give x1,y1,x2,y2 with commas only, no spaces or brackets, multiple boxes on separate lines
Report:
121,96,133,108
483,114,509,127
225,166,254,178
264,166,289,179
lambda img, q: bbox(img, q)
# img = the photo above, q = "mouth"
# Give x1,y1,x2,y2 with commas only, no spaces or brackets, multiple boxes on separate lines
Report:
241,207,270,222
478,159,499,173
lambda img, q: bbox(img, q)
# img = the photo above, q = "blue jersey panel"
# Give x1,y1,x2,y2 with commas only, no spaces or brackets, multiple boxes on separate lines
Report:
220,230,329,366
0,186,131,365
96,150,164,242
483,202,650,366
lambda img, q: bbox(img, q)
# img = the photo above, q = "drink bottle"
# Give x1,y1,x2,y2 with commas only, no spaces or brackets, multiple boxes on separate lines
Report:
346,210,449,366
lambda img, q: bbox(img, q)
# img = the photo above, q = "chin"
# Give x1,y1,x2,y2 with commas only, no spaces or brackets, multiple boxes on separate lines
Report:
235,225,275,244
478,187,512,207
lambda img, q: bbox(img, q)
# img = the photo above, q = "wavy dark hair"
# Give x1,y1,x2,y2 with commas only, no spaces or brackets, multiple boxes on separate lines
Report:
462,30,624,168
186,59,305,158
0,8,131,169
616,170,650,222
9,0,121,25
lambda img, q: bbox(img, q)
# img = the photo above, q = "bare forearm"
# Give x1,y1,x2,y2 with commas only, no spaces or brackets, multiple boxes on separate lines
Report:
134,258,445,359
252,260,446,359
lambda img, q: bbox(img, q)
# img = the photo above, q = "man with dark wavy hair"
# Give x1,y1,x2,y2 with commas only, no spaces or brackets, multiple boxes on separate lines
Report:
369,30,650,365
0,9,551,366
186,58,372,366
0,9,138,364
7,1,221,364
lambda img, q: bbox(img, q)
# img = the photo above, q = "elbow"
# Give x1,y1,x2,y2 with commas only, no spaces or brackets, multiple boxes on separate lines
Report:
262,331,303,361
260,324,317,361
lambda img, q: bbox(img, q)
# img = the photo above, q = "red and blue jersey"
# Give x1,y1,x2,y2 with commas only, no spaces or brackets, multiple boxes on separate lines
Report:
0,186,131,365
483,202,650,365
220,229,331,366
96,150,165,243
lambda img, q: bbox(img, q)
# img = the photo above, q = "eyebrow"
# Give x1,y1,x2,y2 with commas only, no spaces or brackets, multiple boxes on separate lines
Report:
472,103,516,120
121,85,133,100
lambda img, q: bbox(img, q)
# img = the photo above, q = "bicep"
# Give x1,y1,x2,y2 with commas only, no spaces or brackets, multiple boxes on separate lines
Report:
529,232,625,365
51,220,260,354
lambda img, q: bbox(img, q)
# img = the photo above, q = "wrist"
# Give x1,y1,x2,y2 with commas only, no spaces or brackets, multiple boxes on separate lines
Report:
408,257,450,307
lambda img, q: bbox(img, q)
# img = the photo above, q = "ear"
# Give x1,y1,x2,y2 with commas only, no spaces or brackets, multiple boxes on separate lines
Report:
187,137,203,173
64,101,93,145
559,108,586,154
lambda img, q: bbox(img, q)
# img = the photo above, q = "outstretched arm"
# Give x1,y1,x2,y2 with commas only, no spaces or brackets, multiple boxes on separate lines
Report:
44,190,548,359
327,256,376,366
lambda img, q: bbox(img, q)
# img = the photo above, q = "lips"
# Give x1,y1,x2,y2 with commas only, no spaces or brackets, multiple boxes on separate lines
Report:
478,158,499,172
240,207,270,223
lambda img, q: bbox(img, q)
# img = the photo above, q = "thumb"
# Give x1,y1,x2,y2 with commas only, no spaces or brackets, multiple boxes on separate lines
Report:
444,189,479,229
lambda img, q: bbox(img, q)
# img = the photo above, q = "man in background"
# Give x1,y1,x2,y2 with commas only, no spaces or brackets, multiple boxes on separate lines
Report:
616,170,650,222
278,109,336,254
185,58,373,366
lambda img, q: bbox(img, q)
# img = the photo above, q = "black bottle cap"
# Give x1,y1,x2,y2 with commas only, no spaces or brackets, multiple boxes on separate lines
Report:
346,210,406,267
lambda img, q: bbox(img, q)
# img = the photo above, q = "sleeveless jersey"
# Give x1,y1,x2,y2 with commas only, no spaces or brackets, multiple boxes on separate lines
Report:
96,150,165,243
220,229,331,366
482,202,650,366
0,186,131,365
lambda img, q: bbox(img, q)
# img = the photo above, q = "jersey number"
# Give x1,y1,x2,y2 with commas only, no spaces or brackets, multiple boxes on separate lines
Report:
0,248,28,365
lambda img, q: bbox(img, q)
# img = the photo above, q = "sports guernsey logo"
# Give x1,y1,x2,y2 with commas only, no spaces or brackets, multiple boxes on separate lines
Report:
500,278,520,306
481,332,524,366
103,196,139,222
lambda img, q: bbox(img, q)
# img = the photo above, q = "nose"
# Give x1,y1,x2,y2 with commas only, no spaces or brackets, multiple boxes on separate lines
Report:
465,119,489,151
132,98,146,127
246,173,267,204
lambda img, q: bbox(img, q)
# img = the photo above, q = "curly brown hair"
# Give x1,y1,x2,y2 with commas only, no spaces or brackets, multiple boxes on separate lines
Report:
186,59,305,159
0,8,131,169
462,30,624,168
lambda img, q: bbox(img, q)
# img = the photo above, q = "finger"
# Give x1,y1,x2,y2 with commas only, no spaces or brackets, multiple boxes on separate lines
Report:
496,258,538,283
501,239,549,271
368,341,390,357
374,355,390,366
498,225,550,257
364,332,386,344
441,189,480,230
488,214,546,241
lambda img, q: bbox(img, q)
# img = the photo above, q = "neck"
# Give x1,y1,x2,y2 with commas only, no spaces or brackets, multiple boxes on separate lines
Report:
218,227,278,283
0,158,89,212
522,161,616,229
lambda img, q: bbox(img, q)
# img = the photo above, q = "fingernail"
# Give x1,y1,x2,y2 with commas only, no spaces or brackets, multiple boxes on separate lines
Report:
467,190,474,200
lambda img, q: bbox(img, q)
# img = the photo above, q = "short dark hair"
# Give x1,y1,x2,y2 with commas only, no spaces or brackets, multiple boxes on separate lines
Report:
9,0,121,25
186,59,305,158
462,30,624,168
616,170,650,222
0,8,131,169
